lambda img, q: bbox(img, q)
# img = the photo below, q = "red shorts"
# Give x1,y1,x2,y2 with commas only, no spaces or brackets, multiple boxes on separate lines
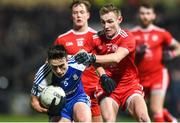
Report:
84,87,101,117
81,67,101,117
140,68,170,97
95,79,144,111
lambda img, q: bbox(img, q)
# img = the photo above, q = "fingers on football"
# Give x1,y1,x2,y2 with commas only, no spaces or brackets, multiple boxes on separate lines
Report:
51,98,56,106
59,96,66,109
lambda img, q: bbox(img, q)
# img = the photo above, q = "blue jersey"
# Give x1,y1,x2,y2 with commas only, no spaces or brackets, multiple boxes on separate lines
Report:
31,57,91,120
31,57,87,101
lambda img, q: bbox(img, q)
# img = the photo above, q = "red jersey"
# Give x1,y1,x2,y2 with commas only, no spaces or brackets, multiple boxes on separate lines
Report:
54,27,99,89
85,29,139,84
131,24,173,77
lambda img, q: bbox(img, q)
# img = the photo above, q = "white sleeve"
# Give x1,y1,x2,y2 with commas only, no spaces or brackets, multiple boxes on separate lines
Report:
68,56,86,72
31,63,52,97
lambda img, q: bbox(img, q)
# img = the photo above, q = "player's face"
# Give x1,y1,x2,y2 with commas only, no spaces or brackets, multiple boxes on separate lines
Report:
100,12,122,38
49,58,68,78
139,7,156,27
72,3,90,28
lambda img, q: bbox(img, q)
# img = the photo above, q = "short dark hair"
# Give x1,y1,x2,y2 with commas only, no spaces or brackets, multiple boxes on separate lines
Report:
139,3,155,12
47,45,67,60
70,0,91,12
99,3,121,17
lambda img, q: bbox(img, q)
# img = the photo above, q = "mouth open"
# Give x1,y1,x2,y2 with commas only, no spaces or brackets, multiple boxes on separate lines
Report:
77,19,82,23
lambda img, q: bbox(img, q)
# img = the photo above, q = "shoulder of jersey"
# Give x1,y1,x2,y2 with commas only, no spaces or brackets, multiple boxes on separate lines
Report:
57,27,96,38
130,26,140,32
152,25,167,32
88,27,97,33
57,30,73,39
119,29,129,38
34,63,52,84
131,25,167,32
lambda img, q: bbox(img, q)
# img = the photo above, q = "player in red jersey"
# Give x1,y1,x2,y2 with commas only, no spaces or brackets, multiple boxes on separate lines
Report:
53,0,102,121
75,3,150,122
131,3,180,122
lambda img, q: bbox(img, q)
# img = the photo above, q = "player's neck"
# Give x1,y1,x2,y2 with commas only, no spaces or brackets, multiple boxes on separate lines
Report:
73,25,89,33
141,23,153,29
106,28,121,40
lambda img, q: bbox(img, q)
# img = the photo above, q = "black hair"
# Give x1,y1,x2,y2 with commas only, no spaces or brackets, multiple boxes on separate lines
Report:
47,45,67,60
139,2,155,12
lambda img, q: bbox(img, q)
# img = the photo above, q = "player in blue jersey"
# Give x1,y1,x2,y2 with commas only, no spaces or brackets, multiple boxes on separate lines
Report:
30,45,91,122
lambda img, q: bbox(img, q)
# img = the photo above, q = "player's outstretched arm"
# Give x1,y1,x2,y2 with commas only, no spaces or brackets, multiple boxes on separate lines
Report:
75,47,129,65
30,95,48,113
95,47,129,63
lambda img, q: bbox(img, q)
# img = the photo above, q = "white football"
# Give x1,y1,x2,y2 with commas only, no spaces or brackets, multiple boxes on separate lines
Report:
40,85,66,108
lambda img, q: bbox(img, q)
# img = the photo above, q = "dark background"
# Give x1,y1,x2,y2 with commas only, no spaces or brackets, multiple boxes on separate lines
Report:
0,0,180,119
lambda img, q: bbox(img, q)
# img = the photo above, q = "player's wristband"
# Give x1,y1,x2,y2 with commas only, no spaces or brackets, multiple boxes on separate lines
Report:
91,54,96,63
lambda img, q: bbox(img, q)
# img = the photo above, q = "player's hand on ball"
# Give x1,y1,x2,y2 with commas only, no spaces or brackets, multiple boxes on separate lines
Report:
75,51,96,66
100,74,117,94
48,97,66,116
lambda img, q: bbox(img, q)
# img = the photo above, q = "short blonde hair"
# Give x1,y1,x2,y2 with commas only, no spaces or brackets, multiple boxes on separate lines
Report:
99,3,121,17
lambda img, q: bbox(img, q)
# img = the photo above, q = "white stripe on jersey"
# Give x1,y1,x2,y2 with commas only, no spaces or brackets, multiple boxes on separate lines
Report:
34,63,49,80
162,68,169,95
151,68,169,96
34,64,51,85
120,29,128,38
58,27,96,38
68,56,76,64
72,27,96,35
88,27,97,33
57,30,72,38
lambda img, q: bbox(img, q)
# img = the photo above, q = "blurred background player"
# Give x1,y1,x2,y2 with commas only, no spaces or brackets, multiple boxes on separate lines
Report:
53,0,102,121
30,45,91,122
75,3,150,122
131,3,180,122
